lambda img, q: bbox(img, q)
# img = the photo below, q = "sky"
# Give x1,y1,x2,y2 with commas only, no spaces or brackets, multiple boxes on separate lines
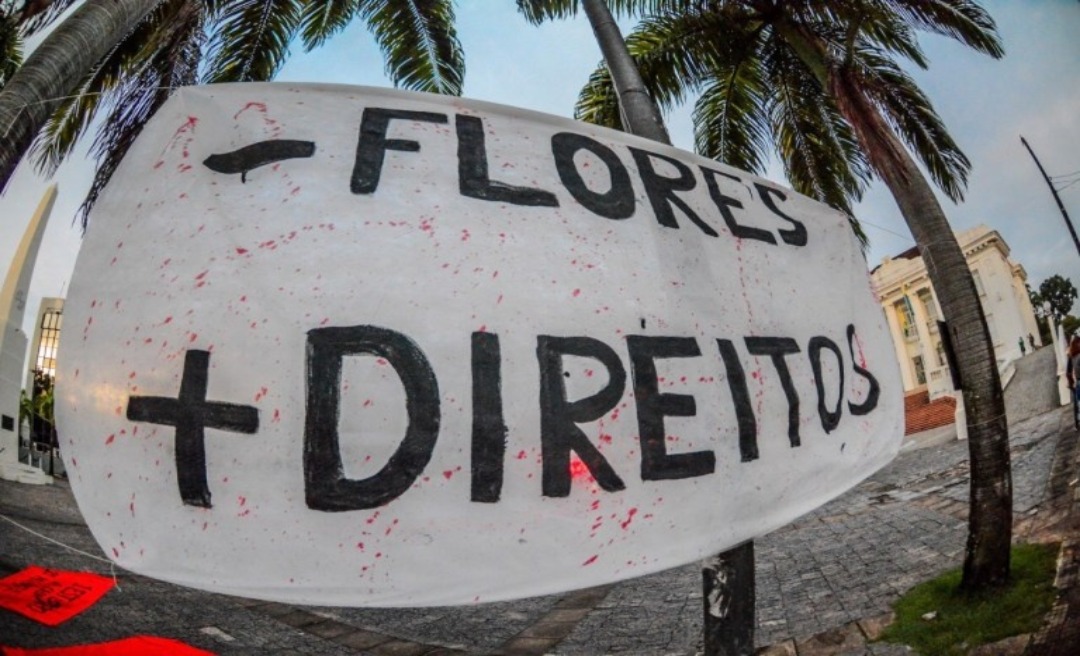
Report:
1,0,1078,343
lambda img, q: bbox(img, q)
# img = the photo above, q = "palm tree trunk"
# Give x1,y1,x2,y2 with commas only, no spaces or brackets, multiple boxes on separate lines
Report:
0,0,161,191
829,72,1012,591
580,0,669,145
579,1,754,652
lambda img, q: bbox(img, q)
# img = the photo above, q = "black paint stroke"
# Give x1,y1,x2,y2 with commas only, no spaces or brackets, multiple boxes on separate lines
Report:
471,331,508,503
744,336,802,448
627,335,715,481
717,338,759,462
203,140,316,182
304,325,440,512
808,336,844,434
127,350,259,508
846,324,881,416
537,335,626,497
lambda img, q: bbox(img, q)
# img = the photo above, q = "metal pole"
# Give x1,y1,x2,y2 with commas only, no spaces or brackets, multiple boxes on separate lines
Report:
1021,136,1080,257
578,2,753,653
702,542,756,655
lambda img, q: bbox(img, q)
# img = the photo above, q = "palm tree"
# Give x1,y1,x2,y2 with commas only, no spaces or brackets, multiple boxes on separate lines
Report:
0,0,465,222
0,0,160,191
574,0,1011,592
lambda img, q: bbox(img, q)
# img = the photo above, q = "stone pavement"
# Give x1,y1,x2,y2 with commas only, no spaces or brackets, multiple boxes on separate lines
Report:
2,351,1077,654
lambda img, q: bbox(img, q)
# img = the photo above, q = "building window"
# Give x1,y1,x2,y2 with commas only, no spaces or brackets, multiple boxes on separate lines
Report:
936,341,947,367
913,355,926,385
896,298,916,340
34,309,62,379
918,289,939,323
972,270,985,296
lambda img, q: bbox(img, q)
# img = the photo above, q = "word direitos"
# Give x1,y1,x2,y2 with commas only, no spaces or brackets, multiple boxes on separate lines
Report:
129,322,880,512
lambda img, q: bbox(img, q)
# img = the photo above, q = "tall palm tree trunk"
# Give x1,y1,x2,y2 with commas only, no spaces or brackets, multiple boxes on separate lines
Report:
829,72,1012,590
580,0,669,145
0,0,161,191
580,1,754,652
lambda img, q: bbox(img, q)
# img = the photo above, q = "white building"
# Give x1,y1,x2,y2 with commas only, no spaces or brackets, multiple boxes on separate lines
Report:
870,225,1042,400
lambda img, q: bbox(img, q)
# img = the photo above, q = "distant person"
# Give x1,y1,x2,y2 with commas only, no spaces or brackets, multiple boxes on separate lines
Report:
1028,333,1036,350
1067,337,1080,429
1019,337,1026,355
1068,337,1080,387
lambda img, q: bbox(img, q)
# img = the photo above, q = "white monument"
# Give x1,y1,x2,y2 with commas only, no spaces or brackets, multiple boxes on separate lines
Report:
0,184,57,484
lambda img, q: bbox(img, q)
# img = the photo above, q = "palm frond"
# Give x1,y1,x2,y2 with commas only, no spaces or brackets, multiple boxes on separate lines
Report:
882,0,1003,58
0,13,22,89
29,0,191,175
575,65,624,129
577,7,752,128
848,42,970,200
299,0,359,50
17,0,79,36
848,8,927,68
77,0,203,229
765,38,870,241
360,0,464,95
691,55,770,174
202,0,301,83
516,0,672,25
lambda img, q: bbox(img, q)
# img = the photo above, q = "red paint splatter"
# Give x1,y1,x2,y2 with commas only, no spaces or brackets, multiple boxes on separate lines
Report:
620,508,638,530
515,450,527,460
572,289,581,297
582,554,598,566
442,470,455,480
569,459,593,481
105,434,115,445
235,247,248,255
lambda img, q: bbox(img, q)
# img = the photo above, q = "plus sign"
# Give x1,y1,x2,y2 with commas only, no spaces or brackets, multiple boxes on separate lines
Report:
127,350,259,507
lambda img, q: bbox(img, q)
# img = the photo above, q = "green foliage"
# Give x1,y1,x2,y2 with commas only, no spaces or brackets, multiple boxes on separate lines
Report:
879,542,1057,655
0,9,22,90
1062,314,1080,339
1038,274,1077,323
571,0,1004,242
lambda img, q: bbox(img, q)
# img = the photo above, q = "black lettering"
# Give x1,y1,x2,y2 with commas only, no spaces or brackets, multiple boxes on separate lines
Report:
471,332,507,503
846,324,881,416
551,132,635,219
627,336,715,480
457,115,558,206
808,336,844,434
744,336,802,447
351,108,448,194
701,168,777,245
127,350,259,508
537,336,627,497
304,325,440,511
203,140,315,183
717,339,758,462
629,147,718,236
754,183,807,246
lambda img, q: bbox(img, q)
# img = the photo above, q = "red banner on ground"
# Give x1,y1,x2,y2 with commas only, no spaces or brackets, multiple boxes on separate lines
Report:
1,636,214,656
0,566,114,626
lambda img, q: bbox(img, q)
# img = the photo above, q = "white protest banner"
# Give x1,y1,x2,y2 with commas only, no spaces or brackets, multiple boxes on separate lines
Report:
57,84,902,606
